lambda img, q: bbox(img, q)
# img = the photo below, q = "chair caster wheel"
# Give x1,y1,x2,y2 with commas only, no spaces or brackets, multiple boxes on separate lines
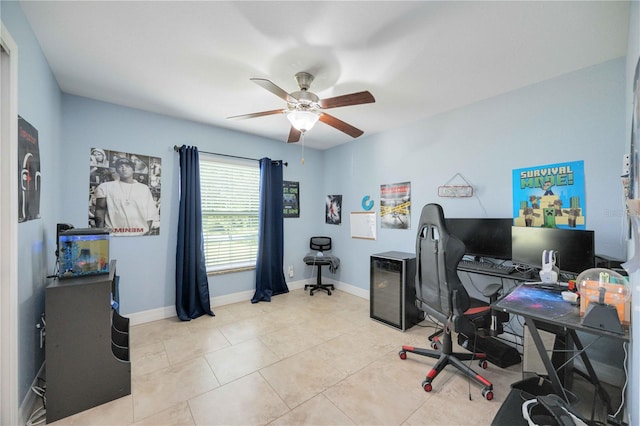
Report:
482,388,493,400
479,360,488,369
431,342,438,350
421,380,432,392
328,291,332,295
398,350,407,360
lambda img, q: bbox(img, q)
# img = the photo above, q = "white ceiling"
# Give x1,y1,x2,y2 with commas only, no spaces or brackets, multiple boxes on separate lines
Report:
18,1,630,150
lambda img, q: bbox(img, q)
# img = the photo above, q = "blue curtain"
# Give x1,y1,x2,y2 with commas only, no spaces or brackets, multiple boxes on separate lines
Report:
251,158,289,303
176,145,215,320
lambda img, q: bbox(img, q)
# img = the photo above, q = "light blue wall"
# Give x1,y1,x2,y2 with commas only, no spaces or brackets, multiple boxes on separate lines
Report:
61,95,325,314
625,1,640,423
324,58,627,292
3,0,63,406
4,0,635,420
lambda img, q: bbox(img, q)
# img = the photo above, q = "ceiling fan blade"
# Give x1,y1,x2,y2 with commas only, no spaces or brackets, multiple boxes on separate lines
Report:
319,113,364,138
250,78,298,103
227,109,285,120
287,127,301,143
318,91,375,109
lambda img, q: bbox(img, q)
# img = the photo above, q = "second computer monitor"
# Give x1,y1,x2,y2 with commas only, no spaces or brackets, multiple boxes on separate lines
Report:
445,218,513,260
511,226,595,275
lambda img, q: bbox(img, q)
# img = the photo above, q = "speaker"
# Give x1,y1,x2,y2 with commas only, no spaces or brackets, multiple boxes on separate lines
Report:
458,333,521,368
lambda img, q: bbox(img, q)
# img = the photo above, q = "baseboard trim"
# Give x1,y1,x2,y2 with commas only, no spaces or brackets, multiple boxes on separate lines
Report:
127,305,176,326
127,280,369,325
334,280,370,299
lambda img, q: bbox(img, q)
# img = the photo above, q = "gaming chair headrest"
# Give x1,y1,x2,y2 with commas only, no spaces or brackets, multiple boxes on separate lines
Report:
419,204,447,234
416,204,465,263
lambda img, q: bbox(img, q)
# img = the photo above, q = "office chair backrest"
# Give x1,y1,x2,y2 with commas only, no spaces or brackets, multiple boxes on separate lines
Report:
415,204,469,323
310,236,331,252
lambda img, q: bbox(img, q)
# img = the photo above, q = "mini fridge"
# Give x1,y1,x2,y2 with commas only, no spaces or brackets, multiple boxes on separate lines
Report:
370,251,420,331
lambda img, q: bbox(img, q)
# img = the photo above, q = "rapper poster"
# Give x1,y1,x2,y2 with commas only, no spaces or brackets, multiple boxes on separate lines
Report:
18,116,41,222
380,181,411,229
512,160,585,229
326,195,342,225
89,148,161,236
283,180,299,218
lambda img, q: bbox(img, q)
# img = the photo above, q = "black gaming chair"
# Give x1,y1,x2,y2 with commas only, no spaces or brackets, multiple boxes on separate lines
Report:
303,236,340,296
399,204,506,400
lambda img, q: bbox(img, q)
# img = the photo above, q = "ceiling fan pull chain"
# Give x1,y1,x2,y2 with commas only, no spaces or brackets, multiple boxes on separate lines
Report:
300,132,305,165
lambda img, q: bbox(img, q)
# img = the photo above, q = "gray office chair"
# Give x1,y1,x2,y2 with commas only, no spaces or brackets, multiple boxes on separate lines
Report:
399,203,507,400
303,236,340,296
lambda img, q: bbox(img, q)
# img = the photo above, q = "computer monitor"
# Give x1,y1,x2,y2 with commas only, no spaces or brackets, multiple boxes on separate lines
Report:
511,226,595,275
445,218,512,260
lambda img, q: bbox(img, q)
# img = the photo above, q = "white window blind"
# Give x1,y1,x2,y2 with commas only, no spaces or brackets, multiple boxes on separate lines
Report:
199,156,260,273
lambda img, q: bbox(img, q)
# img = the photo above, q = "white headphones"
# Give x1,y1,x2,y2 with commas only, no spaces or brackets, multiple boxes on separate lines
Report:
539,250,559,283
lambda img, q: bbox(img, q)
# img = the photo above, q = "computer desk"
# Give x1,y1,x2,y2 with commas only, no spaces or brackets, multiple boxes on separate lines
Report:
492,284,629,420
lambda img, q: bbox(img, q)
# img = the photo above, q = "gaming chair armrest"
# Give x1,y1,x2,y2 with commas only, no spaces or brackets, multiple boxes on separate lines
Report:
481,283,503,302
451,289,467,333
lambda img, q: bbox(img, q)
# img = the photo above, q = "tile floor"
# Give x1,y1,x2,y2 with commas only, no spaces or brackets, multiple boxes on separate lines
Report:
47,288,526,425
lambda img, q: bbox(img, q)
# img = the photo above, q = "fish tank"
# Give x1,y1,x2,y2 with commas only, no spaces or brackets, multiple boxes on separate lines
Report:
58,228,110,279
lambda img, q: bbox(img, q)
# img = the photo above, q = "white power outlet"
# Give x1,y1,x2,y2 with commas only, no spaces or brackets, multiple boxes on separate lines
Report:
288,265,294,278
622,153,630,176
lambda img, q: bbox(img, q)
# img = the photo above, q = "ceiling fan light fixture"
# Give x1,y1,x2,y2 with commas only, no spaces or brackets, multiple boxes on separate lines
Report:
286,108,320,133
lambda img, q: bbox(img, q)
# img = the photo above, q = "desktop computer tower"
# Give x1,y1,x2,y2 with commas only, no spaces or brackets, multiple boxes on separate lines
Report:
370,252,420,331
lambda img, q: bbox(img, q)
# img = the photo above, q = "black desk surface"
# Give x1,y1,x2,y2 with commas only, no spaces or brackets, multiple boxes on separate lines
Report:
492,284,629,342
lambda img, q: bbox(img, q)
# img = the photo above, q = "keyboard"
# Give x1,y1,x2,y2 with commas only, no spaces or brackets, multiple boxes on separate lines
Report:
458,259,516,274
522,281,569,291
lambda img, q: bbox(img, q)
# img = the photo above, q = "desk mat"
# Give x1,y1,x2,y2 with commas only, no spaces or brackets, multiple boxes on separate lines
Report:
497,285,576,319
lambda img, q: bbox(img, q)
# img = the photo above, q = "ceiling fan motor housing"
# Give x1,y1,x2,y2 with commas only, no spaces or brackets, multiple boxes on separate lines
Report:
294,72,314,91
290,90,319,109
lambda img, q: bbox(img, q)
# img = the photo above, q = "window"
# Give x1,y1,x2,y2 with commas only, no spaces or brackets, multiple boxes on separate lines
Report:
200,155,260,273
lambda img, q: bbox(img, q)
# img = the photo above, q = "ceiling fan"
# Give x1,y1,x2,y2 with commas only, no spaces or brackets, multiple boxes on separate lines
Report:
228,72,375,143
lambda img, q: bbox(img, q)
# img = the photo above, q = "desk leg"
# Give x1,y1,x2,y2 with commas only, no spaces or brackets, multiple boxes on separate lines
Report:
568,329,614,415
526,318,572,403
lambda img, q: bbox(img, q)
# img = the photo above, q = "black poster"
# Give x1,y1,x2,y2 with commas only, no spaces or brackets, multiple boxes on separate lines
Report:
18,116,41,222
283,181,299,218
326,195,342,225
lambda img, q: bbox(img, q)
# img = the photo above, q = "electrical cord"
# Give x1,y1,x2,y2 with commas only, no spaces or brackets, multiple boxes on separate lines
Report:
611,341,629,420
26,378,46,426
467,326,481,401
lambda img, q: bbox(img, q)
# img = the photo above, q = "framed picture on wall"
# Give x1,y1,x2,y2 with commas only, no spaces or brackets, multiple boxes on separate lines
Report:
512,161,585,230
326,195,342,225
89,148,161,236
18,116,42,223
283,180,299,218
380,182,411,229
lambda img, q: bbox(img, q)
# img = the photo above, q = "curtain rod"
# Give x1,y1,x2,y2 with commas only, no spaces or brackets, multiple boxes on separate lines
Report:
173,145,287,167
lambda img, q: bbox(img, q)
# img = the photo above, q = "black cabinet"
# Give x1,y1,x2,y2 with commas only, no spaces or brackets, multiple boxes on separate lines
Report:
45,260,130,423
370,252,420,331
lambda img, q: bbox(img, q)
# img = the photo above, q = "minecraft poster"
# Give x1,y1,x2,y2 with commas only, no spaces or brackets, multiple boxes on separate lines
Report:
512,160,585,229
18,116,41,223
